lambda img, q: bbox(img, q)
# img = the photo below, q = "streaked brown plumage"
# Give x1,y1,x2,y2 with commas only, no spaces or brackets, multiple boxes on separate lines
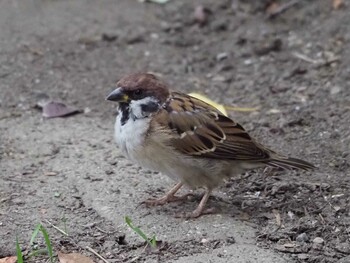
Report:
107,73,315,218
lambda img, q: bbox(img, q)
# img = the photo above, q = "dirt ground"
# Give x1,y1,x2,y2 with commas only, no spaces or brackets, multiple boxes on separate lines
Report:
1,0,349,262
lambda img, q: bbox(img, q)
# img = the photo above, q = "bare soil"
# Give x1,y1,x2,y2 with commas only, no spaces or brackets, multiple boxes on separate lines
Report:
0,0,349,262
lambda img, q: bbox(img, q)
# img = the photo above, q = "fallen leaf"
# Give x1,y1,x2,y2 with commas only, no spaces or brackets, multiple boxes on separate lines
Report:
42,101,80,118
58,252,95,263
0,257,17,263
333,0,344,9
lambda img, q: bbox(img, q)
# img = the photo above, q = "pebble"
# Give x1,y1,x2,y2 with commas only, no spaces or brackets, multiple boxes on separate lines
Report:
201,238,209,244
296,233,309,243
313,237,324,244
330,86,341,95
216,52,228,61
211,18,228,31
297,254,309,260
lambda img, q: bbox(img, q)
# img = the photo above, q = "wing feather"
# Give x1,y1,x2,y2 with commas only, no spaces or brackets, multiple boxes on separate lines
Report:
154,92,271,161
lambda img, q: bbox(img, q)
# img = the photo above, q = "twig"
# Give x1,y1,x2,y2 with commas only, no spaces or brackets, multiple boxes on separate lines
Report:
268,0,302,18
86,246,109,263
292,52,340,67
95,226,119,235
318,213,326,225
272,209,282,228
44,219,68,236
95,226,108,234
292,52,319,64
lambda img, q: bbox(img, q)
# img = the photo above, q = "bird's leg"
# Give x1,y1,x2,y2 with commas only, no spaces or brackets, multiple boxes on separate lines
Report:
176,189,215,218
143,182,192,206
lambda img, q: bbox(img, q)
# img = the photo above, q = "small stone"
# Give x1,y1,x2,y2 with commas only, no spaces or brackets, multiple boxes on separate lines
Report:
105,169,114,175
298,254,309,260
330,86,341,95
244,59,253,65
287,211,295,220
313,237,324,244
216,52,228,61
211,18,228,31
226,236,235,244
101,33,118,42
212,75,226,82
201,238,209,244
125,32,145,44
296,233,309,243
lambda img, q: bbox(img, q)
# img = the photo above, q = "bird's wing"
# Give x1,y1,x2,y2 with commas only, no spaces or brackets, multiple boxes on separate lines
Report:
153,92,271,161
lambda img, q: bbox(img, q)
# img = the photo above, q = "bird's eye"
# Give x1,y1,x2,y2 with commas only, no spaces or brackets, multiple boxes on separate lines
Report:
133,89,142,96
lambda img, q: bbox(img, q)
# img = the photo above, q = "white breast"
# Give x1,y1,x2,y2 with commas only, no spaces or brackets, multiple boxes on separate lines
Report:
114,113,151,161
114,112,185,182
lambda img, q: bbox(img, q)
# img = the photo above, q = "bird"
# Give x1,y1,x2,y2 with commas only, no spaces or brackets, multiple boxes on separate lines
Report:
106,72,315,218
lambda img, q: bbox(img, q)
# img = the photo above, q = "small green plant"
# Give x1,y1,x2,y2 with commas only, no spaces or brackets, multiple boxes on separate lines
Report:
29,223,54,262
124,216,157,248
16,236,24,263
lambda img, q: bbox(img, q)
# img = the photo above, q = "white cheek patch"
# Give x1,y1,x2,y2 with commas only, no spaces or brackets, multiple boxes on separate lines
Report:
129,97,159,119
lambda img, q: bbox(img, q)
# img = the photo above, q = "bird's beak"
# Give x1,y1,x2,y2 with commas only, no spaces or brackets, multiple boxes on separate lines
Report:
106,88,129,102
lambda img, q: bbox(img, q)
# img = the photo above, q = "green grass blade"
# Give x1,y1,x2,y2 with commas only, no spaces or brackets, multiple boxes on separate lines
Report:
16,237,24,263
30,223,42,246
125,216,149,241
125,216,156,248
39,225,54,262
150,235,157,247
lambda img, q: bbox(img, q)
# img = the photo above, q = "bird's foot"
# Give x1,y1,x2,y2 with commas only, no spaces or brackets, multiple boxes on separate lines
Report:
174,189,214,219
142,193,194,207
175,207,216,219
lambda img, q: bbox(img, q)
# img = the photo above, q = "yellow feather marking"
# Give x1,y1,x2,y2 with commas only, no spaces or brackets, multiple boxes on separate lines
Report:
188,93,258,115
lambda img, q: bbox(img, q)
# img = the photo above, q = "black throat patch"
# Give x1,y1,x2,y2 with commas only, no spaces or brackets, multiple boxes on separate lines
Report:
119,103,130,126
140,101,159,114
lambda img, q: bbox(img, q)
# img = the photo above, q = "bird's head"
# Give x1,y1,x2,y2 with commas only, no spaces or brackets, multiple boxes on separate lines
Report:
106,73,169,105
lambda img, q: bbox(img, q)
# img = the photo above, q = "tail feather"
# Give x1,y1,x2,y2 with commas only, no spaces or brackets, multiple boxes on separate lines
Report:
266,157,315,171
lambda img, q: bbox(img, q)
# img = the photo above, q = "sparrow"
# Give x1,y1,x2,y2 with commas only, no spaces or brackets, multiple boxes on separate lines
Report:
106,73,315,218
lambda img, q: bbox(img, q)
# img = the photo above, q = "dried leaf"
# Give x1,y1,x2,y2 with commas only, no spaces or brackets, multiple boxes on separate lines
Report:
58,252,95,263
42,101,80,118
333,0,344,9
0,256,17,263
